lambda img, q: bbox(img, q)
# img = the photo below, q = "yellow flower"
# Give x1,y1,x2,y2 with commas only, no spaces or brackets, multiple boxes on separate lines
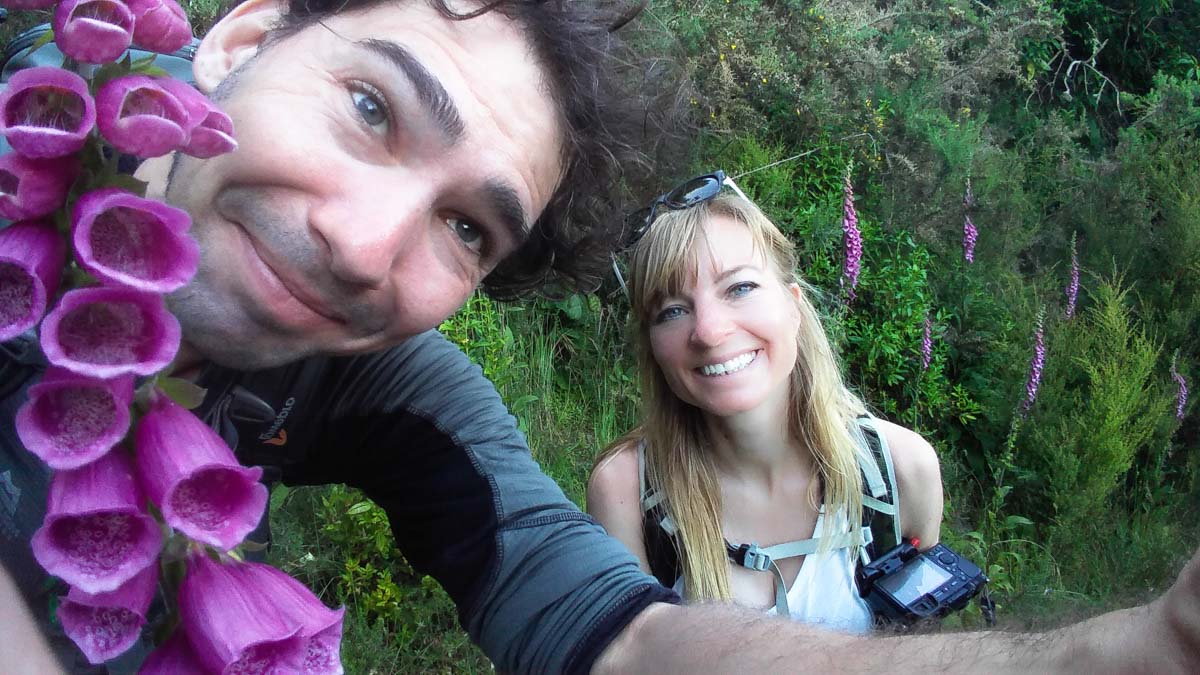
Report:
761,77,768,84
731,43,737,50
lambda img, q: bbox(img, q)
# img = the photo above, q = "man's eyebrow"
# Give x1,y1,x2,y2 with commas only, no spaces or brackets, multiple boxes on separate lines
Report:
484,179,531,242
359,38,465,142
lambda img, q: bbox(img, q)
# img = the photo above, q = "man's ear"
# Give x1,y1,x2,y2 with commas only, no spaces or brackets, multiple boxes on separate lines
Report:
192,0,285,94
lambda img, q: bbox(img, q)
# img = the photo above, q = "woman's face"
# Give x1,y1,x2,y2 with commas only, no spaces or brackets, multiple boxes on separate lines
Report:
647,215,802,419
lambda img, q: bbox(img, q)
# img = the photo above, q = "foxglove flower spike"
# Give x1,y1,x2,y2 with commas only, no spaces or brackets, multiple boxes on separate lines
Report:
0,219,66,342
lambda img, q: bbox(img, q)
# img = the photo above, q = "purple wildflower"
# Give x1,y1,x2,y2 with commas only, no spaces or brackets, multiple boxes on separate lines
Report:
53,0,136,65
1021,311,1046,415
179,554,307,674
921,313,933,371
95,75,191,158
72,187,198,293
135,395,268,551
39,286,181,379
1065,232,1080,319
140,632,208,675
0,154,80,221
15,367,134,470
0,67,96,159
962,179,977,264
127,0,192,55
30,450,163,594
157,79,238,158
57,562,158,665
0,219,66,342
1171,358,1188,421
841,168,862,300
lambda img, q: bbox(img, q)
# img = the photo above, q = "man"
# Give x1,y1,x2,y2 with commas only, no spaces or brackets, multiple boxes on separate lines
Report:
1,1,1198,673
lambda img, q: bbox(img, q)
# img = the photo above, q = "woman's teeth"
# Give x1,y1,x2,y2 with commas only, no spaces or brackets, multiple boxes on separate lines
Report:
699,351,757,376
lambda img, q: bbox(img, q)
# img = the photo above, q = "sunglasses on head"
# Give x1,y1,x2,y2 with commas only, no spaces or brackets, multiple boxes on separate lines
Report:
624,170,754,250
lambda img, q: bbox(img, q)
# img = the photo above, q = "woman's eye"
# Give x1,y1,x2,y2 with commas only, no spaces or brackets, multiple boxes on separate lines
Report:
654,306,685,324
351,88,389,130
448,217,485,253
729,281,758,297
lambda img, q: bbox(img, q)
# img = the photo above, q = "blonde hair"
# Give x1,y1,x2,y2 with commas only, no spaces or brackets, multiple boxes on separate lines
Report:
605,193,866,603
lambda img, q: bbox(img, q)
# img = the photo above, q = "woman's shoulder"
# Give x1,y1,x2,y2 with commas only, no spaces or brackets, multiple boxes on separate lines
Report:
868,417,943,546
587,435,645,510
869,418,939,479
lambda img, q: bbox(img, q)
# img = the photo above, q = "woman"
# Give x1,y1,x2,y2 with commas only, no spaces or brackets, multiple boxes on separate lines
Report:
588,179,942,633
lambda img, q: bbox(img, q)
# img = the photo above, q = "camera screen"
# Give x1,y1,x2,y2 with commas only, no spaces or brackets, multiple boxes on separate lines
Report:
877,556,953,605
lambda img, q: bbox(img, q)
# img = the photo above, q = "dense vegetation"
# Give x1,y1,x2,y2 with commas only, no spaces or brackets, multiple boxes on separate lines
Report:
4,0,1196,670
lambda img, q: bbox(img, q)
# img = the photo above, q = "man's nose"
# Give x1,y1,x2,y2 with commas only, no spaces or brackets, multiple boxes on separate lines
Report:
690,301,735,348
308,186,428,289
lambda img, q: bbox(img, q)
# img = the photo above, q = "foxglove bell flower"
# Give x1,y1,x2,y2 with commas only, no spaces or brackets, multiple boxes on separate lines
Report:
136,395,268,551
1021,312,1046,415
72,188,197,293
0,154,79,220
140,631,208,675
962,179,977,264
58,562,157,664
158,79,238,158
242,561,346,674
127,0,192,54
0,67,96,159
1172,359,1188,421
2,0,58,8
16,368,134,470
921,314,933,371
841,169,862,301
40,286,181,378
96,75,190,158
0,219,65,342
53,0,136,65
30,450,162,594
1065,233,1080,319
180,554,305,674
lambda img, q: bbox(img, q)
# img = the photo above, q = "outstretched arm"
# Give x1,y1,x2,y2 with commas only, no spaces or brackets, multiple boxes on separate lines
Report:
595,546,1200,673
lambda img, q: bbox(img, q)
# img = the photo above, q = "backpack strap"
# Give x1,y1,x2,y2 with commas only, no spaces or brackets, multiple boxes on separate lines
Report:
854,415,901,561
638,442,682,587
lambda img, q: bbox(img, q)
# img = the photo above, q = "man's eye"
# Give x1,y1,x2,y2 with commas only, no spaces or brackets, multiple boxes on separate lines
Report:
351,88,389,130
448,217,484,252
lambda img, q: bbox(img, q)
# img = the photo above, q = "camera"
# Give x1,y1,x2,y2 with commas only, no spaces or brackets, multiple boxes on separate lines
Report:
857,540,988,625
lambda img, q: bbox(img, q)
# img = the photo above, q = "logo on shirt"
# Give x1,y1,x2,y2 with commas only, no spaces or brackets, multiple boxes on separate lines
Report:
258,397,296,446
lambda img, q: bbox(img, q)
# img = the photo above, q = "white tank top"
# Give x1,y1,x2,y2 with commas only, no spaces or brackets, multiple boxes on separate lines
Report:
672,508,874,634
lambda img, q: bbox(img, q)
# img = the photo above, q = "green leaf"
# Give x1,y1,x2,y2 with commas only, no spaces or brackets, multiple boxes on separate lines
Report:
347,501,375,516
158,377,208,410
32,29,56,54
106,174,150,197
132,64,170,79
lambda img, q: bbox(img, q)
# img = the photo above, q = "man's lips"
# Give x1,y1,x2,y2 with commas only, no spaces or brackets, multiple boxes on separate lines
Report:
238,226,347,324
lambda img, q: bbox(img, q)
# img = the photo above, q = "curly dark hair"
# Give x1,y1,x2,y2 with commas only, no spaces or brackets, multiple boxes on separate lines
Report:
236,0,692,299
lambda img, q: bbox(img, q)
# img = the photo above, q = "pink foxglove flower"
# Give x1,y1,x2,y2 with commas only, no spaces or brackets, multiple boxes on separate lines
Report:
135,395,268,551
1021,311,1046,415
1172,358,1188,421
30,450,162,594
158,79,238,158
921,314,933,371
2,0,58,8
962,179,977,264
96,75,190,158
1065,232,1080,319
841,168,862,301
16,367,134,470
0,154,79,220
180,554,306,674
127,0,192,54
72,187,197,293
0,67,96,159
57,562,157,665
242,560,346,674
53,0,136,65
39,286,181,379
0,219,66,342
140,631,208,675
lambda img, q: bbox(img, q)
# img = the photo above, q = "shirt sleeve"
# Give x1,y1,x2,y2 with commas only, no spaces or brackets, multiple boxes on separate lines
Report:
282,330,678,674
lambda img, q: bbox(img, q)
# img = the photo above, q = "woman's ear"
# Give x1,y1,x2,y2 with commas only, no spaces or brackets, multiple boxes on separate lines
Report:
192,0,285,94
788,281,803,304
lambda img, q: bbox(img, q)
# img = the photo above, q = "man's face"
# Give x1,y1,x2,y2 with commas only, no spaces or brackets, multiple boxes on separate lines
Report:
153,0,563,369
